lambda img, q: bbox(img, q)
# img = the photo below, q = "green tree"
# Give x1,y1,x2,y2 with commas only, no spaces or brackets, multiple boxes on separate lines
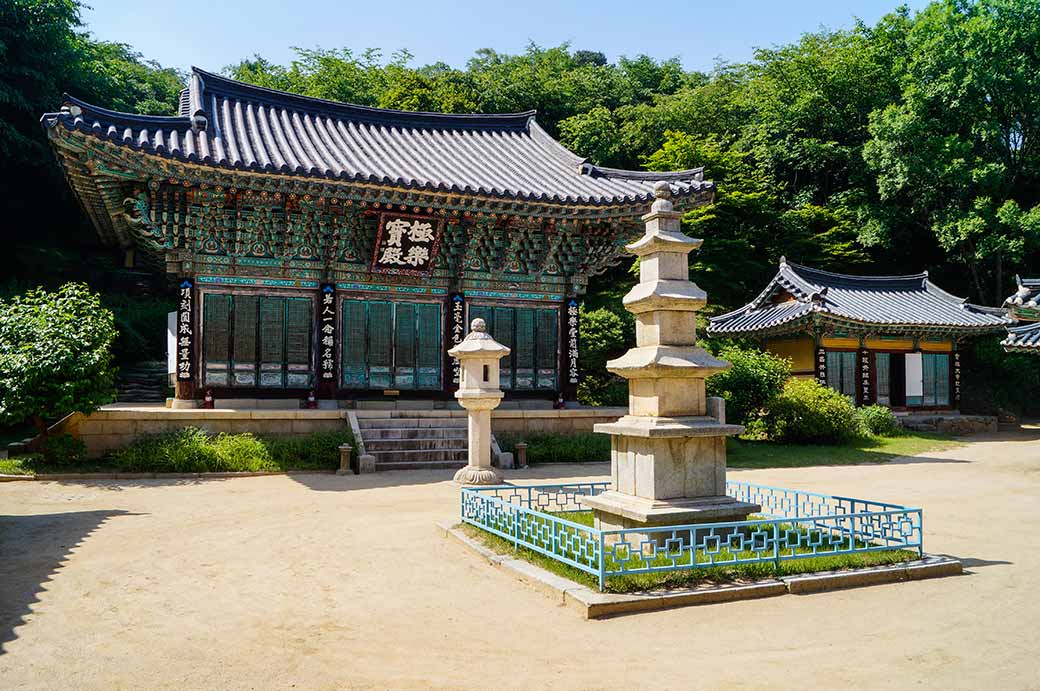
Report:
864,0,1040,303
0,283,117,437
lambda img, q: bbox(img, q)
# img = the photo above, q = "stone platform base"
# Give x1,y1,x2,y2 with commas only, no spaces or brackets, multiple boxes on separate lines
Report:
897,413,998,435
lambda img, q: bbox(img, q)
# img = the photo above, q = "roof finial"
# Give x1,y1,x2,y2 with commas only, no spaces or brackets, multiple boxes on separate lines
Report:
779,255,787,266
470,317,487,333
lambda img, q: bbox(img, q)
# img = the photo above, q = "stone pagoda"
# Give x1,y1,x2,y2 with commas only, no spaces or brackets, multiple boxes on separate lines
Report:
582,181,758,534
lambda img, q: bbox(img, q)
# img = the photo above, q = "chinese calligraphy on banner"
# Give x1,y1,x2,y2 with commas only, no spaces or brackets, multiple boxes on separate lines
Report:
177,278,194,381
449,293,465,385
565,298,579,385
372,213,442,275
319,284,336,382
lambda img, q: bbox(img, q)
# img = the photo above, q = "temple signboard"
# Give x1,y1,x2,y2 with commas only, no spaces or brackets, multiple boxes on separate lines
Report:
319,283,336,383
372,213,443,276
176,278,194,381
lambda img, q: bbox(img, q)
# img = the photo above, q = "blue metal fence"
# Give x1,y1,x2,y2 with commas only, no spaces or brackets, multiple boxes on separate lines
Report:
460,481,923,591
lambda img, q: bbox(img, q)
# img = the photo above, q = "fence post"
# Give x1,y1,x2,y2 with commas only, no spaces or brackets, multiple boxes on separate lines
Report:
917,510,924,559
773,522,782,572
598,532,606,592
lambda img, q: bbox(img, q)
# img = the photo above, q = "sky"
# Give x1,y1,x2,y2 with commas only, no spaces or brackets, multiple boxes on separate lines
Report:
83,0,930,74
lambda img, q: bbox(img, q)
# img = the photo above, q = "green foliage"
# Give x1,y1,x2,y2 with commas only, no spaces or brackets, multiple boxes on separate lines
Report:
576,306,632,406
960,336,1040,416
705,346,791,427
855,404,900,437
102,292,176,362
38,432,87,463
0,283,117,431
110,428,355,473
765,378,861,445
496,432,610,463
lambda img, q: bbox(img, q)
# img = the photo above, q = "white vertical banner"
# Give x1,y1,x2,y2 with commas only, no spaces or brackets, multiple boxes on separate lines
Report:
905,352,924,397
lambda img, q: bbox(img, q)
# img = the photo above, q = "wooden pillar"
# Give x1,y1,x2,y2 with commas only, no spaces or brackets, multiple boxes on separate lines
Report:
445,292,465,396
560,297,580,401
952,342,962,409
859,341,872,406
173,277,197,406
317,283,337,398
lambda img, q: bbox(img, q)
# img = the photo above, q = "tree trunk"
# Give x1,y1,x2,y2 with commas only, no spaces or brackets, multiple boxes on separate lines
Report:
28,415,49,452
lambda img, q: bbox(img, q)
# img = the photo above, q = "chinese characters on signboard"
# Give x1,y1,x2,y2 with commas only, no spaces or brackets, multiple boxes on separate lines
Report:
449,293,465,385
816,347,827,386
319,284,336,382
372,214,442,276
860,349,871,402
953,351,961,402
177,279,194,381
566,299,579,385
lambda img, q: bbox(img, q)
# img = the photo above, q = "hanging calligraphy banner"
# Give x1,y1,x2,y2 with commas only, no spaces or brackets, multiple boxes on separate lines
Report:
448,292,465,387
176,278,195,382
371,213,444,277
318,283,336,387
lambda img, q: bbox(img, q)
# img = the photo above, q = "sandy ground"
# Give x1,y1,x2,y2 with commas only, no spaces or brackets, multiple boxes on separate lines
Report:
1,429,1039,690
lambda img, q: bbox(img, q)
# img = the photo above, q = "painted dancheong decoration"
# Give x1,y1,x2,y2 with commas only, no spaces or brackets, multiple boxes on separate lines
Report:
41,67,712,405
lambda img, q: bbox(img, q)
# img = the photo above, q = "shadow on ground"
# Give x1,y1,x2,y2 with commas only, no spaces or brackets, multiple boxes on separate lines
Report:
0,509,136,655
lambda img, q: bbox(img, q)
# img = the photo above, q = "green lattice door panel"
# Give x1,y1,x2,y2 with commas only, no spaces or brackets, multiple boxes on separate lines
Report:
203,294,231,386
201,293,313,389
922,353,950,407
468,304,558,391
340,299,442,390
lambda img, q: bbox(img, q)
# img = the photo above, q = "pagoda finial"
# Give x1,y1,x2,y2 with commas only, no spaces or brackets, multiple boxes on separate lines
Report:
651,181,674,214
470,317,486,333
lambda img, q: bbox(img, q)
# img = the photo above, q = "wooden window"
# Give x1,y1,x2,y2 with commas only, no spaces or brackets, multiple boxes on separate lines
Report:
875,353,891,406
825,350,856,398
202,293,312,389
469,304,558,391
339,299,442,390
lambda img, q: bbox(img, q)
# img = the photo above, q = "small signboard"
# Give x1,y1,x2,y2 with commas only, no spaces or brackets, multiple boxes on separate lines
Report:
371,213,443,276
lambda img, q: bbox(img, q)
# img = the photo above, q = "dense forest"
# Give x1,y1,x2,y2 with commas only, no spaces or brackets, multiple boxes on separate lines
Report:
1,0,1037,410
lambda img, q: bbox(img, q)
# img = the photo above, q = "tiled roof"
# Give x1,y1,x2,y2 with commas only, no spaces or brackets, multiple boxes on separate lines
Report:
41,67,710,207
708,260,1012,335
1004,321,1040,353
1005,276,1040,312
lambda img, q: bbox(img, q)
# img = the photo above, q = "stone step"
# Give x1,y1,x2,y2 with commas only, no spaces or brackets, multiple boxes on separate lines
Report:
357,417,466,429
368,449,469,463
364,438,468,451
375,460,467,472
362,427,468,440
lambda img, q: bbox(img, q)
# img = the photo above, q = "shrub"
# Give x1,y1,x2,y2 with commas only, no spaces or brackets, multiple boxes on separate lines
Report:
577,306,632,407
856,404,900,437
764,378,859,445
705,345,791,427
496,432,610,463
39,433,87,464
0,283,117,437
111,427,355,473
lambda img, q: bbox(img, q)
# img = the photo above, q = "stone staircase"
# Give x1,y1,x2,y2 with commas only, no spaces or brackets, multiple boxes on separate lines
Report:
116,361,168,403
356,416,469,471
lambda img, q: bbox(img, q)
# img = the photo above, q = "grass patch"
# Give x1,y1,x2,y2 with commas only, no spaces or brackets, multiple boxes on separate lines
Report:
0,428,355,475
727,433,963,469
495,430,962,469
496,432,610,463
460,512,917,594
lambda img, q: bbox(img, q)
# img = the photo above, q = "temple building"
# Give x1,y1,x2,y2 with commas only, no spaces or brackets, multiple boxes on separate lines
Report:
707,260,1012,410
1003,276,1040,355
42,68,711,406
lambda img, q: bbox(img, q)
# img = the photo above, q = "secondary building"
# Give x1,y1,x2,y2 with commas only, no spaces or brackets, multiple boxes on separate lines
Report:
707,259,1012,411
1003,276,1040,355
42,68,711,405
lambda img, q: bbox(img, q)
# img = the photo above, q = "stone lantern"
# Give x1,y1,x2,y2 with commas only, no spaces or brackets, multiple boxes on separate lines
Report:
448,318,510,485
582,181,759,537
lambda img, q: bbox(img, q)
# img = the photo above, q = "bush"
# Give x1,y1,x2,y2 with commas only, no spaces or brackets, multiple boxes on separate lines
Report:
0,283,117,436
496,432,610,463
705,345,791,427
110,427,355,473
577,306,632,407
856,404,900,437
39,433,87,464
764,378,860,445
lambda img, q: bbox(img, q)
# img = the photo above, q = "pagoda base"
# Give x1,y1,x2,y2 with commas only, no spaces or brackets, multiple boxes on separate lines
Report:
581,491,760,546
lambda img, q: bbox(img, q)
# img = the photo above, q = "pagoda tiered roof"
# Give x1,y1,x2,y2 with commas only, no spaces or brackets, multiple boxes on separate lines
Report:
41,67,709,208
708,260,1012,337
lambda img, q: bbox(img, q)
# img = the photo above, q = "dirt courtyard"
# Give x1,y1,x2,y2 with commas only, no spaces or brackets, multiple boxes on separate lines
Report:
1,429,1039,690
